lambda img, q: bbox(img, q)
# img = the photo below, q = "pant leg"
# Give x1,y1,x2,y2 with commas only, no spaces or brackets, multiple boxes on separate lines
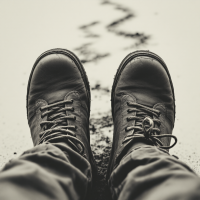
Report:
109,145,200,200
0,143,92,200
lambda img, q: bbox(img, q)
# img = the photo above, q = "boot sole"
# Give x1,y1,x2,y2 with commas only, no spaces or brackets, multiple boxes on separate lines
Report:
111,50,176,119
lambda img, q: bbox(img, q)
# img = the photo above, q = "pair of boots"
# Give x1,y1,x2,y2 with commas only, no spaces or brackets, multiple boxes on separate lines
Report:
27,48,177,199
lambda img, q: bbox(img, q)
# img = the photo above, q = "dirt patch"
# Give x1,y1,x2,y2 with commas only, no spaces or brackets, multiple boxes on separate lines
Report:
74,0,150,63
90,112,113,200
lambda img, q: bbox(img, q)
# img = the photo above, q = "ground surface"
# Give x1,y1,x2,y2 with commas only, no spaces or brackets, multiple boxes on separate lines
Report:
1,1,200,199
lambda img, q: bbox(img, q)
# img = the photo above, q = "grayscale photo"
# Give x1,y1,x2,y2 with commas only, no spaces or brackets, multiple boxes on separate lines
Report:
0,0,200,199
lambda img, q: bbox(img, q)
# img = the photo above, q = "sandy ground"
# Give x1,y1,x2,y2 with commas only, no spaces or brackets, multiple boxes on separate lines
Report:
1,0,200,199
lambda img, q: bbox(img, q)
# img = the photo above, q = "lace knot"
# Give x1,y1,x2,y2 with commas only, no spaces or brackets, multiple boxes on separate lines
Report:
142,117,154,139
124,102,177,149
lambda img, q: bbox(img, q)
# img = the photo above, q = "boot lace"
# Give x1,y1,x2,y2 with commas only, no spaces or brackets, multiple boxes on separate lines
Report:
38,99,85,155
123,102,177,149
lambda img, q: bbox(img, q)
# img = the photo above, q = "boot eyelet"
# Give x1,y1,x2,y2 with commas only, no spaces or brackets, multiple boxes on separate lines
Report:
71,107,74,112
125,127,129,132
127,117,130,121
73,116,76,120
127,109,130,113
71,99,74,104
127,102,130,106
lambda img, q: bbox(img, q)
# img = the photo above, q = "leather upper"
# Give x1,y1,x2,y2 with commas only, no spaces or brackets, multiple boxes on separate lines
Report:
107,53,176,178
27,49,92,161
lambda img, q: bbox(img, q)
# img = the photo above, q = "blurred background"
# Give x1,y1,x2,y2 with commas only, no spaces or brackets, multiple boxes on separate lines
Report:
0,0,200,184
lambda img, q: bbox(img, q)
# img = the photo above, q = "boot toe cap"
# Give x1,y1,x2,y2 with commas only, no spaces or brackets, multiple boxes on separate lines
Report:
116,56,174,107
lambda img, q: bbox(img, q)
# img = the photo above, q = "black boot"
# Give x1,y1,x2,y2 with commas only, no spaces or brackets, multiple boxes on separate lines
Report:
27,48,96,176
107,50,177,179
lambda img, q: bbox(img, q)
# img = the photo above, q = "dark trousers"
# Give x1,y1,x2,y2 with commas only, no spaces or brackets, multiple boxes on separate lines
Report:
0,143,200,200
